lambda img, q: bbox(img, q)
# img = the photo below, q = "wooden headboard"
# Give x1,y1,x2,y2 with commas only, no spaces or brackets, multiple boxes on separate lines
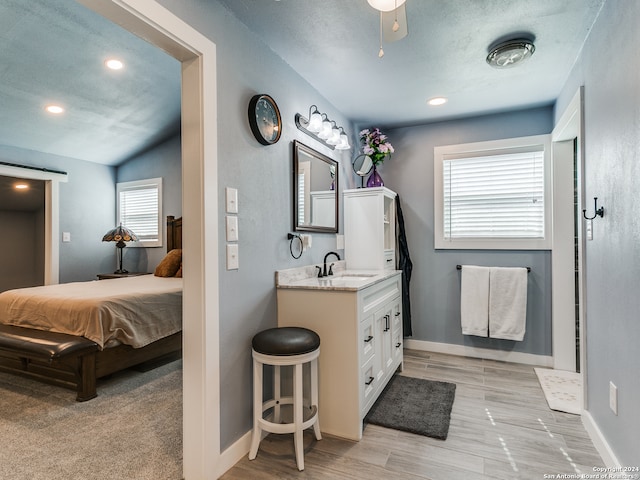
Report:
167,215,183,251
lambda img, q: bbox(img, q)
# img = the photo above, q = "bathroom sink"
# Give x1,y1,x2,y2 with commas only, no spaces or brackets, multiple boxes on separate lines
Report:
333,275,376,281
336,273,378,279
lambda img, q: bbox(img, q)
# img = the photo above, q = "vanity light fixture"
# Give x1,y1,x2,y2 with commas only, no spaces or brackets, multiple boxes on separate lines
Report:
45,104,64,114
295,105,351,150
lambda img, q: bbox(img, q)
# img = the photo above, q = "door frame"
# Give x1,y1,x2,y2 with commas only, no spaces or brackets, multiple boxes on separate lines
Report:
551,87,587,401
78,1,220,477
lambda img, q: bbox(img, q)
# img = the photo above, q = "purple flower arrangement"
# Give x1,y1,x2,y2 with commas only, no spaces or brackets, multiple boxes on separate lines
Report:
359,128,394,166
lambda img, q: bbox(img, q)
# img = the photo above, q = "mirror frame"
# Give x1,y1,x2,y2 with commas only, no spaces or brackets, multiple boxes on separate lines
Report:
293,140,339,233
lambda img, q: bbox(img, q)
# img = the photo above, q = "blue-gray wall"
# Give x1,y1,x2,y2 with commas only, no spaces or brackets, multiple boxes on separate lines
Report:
0,145,116,282
379,107,554,356
116,135,182,273
157,0,355,450
555,0,639,465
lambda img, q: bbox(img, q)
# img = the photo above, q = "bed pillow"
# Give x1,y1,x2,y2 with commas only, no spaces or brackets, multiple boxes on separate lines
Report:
154,249,182,277
175,263,182,278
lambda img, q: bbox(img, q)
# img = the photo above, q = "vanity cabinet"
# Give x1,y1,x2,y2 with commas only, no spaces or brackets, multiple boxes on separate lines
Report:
277,272,403,440
344,187,397,270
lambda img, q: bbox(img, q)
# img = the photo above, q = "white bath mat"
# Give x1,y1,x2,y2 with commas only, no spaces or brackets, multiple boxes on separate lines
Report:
534,368,582,415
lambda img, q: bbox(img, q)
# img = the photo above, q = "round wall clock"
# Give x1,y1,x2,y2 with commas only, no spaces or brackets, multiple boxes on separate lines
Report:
248,94,282,145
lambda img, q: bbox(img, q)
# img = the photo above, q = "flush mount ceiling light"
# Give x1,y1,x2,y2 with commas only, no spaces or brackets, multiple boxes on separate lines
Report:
14,183,29,190
486,38,535,68
367,0,408,58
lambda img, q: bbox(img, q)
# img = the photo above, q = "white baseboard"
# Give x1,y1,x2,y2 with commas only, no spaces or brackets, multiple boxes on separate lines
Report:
217,430,252,478
404,339,553,367
581,410,621,468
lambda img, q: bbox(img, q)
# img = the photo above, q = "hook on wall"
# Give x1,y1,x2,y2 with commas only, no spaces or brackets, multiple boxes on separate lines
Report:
583,197,604,220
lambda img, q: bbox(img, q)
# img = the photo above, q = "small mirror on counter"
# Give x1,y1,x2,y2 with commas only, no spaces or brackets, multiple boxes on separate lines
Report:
293,140,338,233
352,153,373,188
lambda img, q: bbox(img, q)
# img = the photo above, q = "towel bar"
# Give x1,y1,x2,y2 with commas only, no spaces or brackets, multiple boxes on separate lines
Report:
456,265,531,273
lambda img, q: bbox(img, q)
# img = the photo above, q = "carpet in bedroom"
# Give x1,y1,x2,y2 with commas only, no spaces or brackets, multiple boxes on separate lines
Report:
0,360,182,480
364,374,456,440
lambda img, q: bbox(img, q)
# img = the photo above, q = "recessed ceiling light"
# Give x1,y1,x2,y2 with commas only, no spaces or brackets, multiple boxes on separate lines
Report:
14,183,29,190
428,97,448,106
105,58,124,70
45,104,64,114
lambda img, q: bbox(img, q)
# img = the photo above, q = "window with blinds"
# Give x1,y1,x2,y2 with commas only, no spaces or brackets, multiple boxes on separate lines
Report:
117,177,162,247
434,135,551,250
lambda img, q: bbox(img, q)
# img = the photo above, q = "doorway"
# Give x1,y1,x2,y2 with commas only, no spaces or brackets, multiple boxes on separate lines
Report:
79,1,221,478
551,87,586,401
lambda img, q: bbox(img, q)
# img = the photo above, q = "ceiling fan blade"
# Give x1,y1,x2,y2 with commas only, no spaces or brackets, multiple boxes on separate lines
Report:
382,3,408,43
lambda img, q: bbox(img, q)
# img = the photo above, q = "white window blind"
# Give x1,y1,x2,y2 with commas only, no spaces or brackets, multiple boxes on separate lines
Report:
443,149,544,239
434,135,551,250
117,177,162,247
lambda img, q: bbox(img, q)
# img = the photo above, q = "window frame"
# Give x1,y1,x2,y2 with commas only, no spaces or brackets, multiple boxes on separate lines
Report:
434,134,552,250
116,177,163,248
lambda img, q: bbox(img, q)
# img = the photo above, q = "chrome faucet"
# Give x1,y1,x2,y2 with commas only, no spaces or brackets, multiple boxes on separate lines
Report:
322,251,341,277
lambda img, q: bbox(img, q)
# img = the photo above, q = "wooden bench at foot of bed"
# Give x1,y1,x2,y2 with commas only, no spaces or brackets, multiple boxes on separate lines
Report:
0,324,181,401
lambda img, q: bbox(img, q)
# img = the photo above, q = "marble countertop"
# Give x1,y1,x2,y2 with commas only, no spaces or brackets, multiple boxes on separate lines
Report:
276,261,400,291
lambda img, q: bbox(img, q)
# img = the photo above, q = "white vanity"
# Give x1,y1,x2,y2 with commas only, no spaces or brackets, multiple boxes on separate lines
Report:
276,186,402,440
276,267,403,440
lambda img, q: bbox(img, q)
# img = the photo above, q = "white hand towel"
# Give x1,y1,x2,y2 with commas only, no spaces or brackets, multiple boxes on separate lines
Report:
460,265,490,337
489,267,528,341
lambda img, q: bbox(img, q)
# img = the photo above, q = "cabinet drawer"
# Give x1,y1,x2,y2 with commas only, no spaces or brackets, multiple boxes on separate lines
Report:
383,250,395,270
360,315,375,366
360,356,377,412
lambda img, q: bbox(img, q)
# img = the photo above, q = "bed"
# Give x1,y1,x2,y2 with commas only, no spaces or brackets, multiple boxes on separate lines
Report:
0,215,183,401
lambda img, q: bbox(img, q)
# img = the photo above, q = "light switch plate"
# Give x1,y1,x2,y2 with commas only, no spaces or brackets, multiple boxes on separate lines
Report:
226,244,239,270
336,234,344,250
226,187,238,214
62,232,71,242
226,215,238,242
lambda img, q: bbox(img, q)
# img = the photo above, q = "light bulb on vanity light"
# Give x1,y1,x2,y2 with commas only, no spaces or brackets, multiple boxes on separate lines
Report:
335,133,351,150
307,112,323,133
317,120,333,140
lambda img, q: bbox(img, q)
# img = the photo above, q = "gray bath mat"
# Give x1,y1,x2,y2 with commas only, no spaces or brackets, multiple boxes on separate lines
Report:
365,375,456,440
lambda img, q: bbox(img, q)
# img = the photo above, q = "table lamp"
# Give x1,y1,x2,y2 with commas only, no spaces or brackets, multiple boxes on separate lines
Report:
102,224,139,274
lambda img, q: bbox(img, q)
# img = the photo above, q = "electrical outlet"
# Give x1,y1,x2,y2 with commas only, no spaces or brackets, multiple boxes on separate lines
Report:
336,234,344,250
609,381,618,415
62,232,71,242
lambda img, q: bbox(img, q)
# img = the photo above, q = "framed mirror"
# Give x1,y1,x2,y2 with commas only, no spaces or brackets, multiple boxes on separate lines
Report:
293,140,338,233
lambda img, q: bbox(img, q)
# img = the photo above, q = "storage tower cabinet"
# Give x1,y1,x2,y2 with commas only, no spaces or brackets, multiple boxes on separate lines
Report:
343,187,397,271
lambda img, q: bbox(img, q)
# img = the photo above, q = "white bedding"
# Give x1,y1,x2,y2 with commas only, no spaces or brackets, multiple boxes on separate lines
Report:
0,275,182,349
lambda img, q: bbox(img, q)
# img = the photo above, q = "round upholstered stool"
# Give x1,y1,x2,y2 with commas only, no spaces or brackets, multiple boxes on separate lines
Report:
248,327,321,471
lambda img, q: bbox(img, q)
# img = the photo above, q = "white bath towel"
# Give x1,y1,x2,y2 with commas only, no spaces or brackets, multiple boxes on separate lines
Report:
460,265,490,337
489,267,528,341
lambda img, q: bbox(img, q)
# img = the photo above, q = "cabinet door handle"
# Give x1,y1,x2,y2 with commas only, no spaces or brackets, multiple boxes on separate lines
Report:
396,342,402,348
364,335,373,343
395,312,401,317
386,258,393,263
365,376,374,386
384,314,390,332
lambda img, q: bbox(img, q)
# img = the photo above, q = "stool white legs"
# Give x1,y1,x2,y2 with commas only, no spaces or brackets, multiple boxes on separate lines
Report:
293,362,304,470
249,349,320,471
248,357,263,461
311,356,322,441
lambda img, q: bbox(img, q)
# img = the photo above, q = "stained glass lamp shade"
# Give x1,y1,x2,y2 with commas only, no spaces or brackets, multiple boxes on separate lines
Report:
102,224,139,274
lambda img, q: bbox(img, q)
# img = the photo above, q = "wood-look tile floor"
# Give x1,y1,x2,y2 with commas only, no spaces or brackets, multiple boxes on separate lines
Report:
221,350,603,479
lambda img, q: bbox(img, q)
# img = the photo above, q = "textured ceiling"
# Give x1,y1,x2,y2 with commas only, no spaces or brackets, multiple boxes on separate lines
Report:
218,0,606,128
0,0,181,167
0,0,605,175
